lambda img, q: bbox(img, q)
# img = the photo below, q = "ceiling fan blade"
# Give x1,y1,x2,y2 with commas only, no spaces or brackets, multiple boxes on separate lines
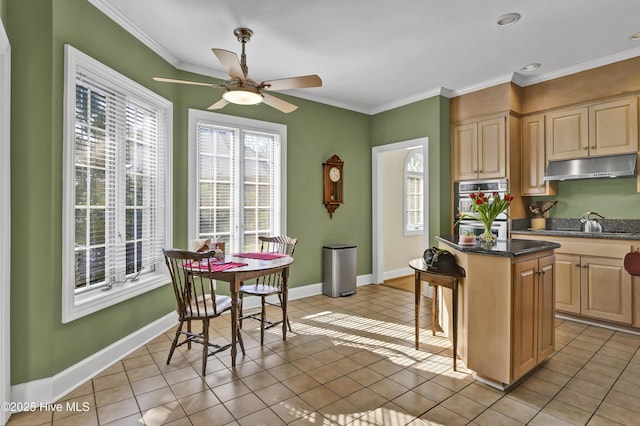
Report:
207,98,229,110
261,75,322,91
262,93,298,113
212,48,245,82
153,76,223,88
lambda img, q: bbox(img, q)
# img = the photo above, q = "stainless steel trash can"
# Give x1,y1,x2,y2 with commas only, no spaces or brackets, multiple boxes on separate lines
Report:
323,244,357,297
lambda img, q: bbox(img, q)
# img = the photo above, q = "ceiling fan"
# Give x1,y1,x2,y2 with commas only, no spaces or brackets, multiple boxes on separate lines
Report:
153,27,322,113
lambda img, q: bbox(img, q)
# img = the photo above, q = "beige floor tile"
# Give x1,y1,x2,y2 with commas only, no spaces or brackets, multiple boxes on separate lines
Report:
222,392,268,419
101,413,145,426
564,377,610,400
162,366,200,385
169,376,209,399
604,389,640,413
419,405,470,426
473,408,525,426
281,372,322,395
52,409,98,426
542,399,592,425
430,371,472,393
347,366,385,387
492,396,539,424
555,387,601,413
178,389,219,416
441,393,485,420
368,378,409,400
532,366,572,387
506,385,552,410
239,370,278,392
135,386,177,412
269,396,315,424
94,383,134,407
368,359,405,377
391,390,436,417
188,403,235,426
6,409,53,426
212,379,252,403
96,398,140,424
253,382,296,407
58,381,94,401
574,368,618,389
458,382,502,407
528,411,574,426
324,375,364,398
141,400,186,426
125,363,162,382
290,355,324,372
317,398,365,424
94,362,125,379
298,386,342,410
361,402,415,426
306,364,344,384
519,376,562,397
387,368,428,389
267,363,303,381
236,407,287,426
92,371,130,393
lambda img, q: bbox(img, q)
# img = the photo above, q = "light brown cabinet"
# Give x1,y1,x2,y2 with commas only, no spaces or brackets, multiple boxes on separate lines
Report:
512,255,555,381
554,253,581,314
553,253,631,323
513,234,635,325
521,114,557,196
580,255,632,324
546,97,638,161
452,116,506,181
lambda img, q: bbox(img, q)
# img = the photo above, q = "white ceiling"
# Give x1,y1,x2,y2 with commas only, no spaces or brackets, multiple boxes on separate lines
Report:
91,0,640,114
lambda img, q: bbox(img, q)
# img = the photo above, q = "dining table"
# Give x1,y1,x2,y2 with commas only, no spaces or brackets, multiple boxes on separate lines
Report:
201,253,295,366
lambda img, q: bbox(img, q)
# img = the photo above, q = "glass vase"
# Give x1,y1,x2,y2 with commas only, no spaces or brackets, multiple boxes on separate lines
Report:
479,222,497,245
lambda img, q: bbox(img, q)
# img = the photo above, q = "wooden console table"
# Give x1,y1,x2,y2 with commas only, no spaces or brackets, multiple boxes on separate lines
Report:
409,258,465,371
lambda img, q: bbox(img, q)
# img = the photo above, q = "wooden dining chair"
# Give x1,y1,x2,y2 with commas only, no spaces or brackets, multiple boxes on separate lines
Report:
239,236,297,345
163,248,245,375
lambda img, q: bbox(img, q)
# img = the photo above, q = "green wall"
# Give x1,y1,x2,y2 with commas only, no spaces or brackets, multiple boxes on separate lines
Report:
532,178,640,219
6,0,376,383
371,96,452,245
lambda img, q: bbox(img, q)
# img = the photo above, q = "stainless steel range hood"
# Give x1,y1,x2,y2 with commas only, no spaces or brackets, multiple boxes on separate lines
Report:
543,153,637,181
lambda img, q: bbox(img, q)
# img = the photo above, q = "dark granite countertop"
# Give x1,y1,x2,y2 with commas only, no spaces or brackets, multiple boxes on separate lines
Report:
511,218,640,241
510,229,640,241
436,235,561,258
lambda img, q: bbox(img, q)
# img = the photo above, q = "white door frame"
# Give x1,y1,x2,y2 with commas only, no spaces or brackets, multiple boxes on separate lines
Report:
0,16,11,426
372,138,429,284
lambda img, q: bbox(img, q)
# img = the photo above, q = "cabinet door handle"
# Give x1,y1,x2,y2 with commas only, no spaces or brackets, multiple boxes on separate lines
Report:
591,146,596,150
582,264,588,268
573,264,580,267
583,147,589,150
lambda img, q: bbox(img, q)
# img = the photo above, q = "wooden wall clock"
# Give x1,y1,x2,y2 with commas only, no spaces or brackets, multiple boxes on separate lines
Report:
322,155,344,219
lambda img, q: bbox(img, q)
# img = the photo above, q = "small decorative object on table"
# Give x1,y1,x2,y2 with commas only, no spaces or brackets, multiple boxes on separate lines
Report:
456,191,513,245
458,230,476,245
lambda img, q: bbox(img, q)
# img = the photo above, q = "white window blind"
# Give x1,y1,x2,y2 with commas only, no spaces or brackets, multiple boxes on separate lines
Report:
189,110,285,253
63,45,172,322
404,149,424,234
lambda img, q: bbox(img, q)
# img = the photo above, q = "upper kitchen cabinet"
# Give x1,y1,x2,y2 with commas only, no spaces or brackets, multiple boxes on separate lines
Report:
452,116,506,181
546,97,638,161
521,114,557,196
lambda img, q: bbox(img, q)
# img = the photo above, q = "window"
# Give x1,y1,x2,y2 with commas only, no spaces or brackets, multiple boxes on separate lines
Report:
404,149,424,235
62,45,172,322
188,110,286,252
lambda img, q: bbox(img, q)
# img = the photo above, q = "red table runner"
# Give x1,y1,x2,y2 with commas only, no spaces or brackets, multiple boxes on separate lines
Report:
185,261,248,272
235,252,288,260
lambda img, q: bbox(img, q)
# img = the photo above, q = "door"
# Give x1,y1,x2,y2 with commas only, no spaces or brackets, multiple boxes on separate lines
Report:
580,256,632,324
477,117,506,179
589,97,638,156
555,253,581,313
452,123,478,181
512,258,538,380
521,114,553,195
546,107,589,160
537,255,555,361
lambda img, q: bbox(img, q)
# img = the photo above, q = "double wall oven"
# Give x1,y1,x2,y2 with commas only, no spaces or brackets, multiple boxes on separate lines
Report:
453,178,509,241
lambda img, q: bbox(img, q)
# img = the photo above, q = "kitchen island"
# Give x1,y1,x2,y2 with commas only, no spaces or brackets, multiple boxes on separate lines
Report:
428,235,560,389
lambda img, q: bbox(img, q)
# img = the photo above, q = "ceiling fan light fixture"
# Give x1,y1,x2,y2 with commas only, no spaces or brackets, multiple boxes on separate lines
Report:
222,88,263,105
497,13,521,26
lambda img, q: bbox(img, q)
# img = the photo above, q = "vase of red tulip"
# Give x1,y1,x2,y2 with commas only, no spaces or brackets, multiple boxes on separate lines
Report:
456,191,513,245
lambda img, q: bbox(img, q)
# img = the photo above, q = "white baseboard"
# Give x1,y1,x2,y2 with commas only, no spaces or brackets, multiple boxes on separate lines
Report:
382,267,413,281
9,276,374,407
10,311,178,407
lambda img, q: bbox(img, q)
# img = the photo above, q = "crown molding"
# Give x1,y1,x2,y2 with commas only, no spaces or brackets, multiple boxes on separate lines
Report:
88,0,180,67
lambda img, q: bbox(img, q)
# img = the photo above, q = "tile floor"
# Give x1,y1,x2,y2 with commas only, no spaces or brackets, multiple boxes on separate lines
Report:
7,284,640,425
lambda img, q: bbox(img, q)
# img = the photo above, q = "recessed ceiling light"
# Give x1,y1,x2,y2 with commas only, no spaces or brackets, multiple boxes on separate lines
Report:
631,32,640,40
521,63,541,72
497,13,521,26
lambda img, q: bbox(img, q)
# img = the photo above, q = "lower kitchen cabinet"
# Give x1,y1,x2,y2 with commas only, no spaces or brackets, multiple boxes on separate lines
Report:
514,234,636,326
555,253,581,314
512,255,555,381
580,255,632,323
